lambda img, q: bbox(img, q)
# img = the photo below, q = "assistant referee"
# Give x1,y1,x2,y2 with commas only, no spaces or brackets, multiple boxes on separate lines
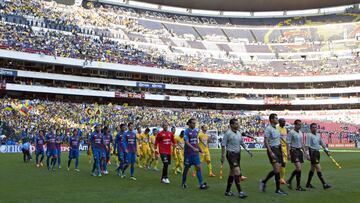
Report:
221,118,253,199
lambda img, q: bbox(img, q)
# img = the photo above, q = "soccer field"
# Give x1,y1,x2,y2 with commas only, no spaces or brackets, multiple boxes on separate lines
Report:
0,150,359,203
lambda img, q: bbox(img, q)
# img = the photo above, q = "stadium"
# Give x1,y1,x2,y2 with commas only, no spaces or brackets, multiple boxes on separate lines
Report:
0,0,360,202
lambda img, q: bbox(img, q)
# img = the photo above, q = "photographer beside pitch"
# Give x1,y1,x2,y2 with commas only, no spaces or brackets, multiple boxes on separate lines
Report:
221,118,253,199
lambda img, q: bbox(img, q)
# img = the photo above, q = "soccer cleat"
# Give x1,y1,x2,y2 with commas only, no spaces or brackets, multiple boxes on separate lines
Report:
176,168,182,173
224,191,235,197
153,167,159,171
67,167,70,171
192,171,196,177
240,176,247,181
295,186,306,191
121,174,126,178
280,179,287,185
182,184,187,189
161,178,169,184
239,191,248,199
275,189,288,196
98,173,102,177
75,168,80,172
306,184,316,189
91,172,97,177
104,170,109,175
199,183,209,190
58,166,62,169
40,162,44,167
323,184,332,190
209,173,216,177
259,179,266,192
130,176,137,181
36,164,40,167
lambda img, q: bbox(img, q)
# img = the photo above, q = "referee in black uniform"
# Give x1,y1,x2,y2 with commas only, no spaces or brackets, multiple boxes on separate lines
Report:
221,118,253,199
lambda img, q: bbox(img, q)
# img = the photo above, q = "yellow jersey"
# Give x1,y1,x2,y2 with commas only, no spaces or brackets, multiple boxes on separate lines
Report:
140,133,150,147
150,135,156,151
175,136,185,150
277,125,287,146
198,132,209,152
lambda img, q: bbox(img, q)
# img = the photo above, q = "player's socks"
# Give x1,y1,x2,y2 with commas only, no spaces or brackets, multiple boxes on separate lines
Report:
75,158,79,169
40,155,44,163
46,157,50,169
296,170,301,188
68,159,71,168
317,172,326,184
58,155,61,167
234,175,242,193
130,164,135,177
182,165,190,185
274,172,281,191
196,169,204,186
36,155,39,164
226,175,234,192
280,167,286,181
306,170,314,186
162,162,169,180
288,170,297,185
263,171,275,184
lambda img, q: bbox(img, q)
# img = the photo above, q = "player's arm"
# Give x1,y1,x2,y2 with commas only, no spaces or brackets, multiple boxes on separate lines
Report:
286,131,292,160
113,135,118,154
122,134,128,153
240,138,252,157
264,128,275,159
304,134,311,159
154,133,159,153
220,133,227,163
319,137,329,154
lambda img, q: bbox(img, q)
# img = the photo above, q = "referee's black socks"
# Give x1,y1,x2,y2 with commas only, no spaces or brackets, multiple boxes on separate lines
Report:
274,172,280,191
226,176,234,192
288,170,297,183
307,171,314,185
296,170,301,187
317,171,326,185
234,175,242,193
263,171,275,183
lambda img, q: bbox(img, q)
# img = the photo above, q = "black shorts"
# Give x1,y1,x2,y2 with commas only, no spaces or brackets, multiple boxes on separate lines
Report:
226,151,241,169
267,146,284,165
309,149,320,165
160,154,171,165
290,148,304,163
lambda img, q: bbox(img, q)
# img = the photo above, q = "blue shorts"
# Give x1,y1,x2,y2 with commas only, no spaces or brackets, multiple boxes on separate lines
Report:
69,149,79,159
117,151,127,162
184,154,201,166
127,152,136,164
101,149,106,159
36,149,44,156
46,149,58,157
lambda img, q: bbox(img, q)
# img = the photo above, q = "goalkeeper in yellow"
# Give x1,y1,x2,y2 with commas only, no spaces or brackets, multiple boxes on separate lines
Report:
136,127,144,168
149,128,159,171
174,130,185,174
193,125,215,177
140,128,152,169
277,118,288,184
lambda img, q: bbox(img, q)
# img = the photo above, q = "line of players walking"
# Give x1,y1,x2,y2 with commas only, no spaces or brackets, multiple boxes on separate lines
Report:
22,114,332,198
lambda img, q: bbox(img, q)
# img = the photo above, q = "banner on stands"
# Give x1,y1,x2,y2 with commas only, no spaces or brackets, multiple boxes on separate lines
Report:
136,82,165,90
115,92,145,99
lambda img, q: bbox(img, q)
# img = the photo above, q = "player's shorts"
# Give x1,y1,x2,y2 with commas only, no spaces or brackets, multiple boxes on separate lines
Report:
69,149,79,159
117,151,127,162
127,152,136,164
200,149,211,162
226,151,241,169
290,148,304,163
267,145,284,165
309,148,320,165
184,154,200,166
46,149,58,157
36,149,44,156
160,154,172,165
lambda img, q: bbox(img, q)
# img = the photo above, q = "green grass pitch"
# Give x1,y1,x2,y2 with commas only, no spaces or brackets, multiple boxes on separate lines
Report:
1,150,359,203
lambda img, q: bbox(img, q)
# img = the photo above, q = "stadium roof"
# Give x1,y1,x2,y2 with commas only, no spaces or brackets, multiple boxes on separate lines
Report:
137,0,360,11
